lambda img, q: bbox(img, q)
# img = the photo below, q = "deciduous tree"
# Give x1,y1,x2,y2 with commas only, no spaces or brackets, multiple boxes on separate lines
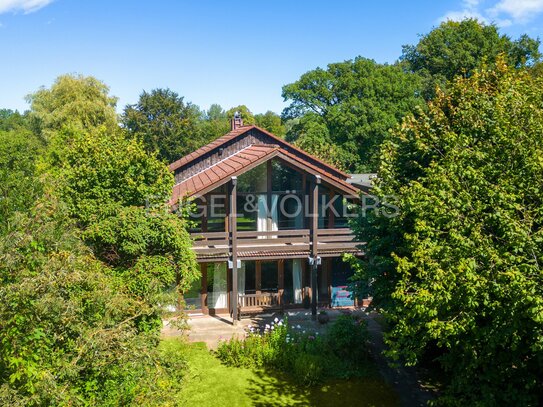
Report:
122,88,203,163
282,57,423,172
353,61,543,405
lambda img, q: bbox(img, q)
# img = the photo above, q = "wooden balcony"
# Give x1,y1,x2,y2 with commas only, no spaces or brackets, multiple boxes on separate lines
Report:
191,228,362,261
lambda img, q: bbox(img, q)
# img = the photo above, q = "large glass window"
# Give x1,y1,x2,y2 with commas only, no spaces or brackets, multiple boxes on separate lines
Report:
318,185,330,229
188,185,227,233
283,259,303,305
273,160,304,230
207,193,227,232
183,276,201,310
261,261,278,292
241,261,256,294
330,258,355,307
272,160,303,192
237,164,267,231
206,263,227,309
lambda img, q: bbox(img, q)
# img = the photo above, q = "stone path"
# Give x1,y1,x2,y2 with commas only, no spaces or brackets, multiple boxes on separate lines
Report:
362,313,436,407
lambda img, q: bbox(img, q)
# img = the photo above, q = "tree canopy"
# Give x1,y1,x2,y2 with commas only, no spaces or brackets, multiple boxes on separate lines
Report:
0,75,198,405
282,57,423,172
255,110,286,137
401,19,541,99
122,88,204,163
27,74,118,139
352,61,543,405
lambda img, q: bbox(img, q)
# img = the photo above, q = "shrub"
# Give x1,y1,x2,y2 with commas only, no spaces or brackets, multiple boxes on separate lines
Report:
292,353,324,386
327,315,369,362
215,318,288,369
216,316,372,386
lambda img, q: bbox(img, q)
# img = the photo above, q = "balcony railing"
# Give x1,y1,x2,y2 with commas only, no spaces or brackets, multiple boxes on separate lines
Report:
316,228,360,252
191,228,362,259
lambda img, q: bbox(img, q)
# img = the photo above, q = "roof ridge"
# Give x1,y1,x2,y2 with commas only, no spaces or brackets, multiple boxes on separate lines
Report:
173,143,277,187
168,125,253,172
168,124,350,181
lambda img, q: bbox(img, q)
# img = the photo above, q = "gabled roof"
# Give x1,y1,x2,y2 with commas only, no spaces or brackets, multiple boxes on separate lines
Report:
169,125,350,180
169,125,250,172
169,125,361,203
170,144,280,203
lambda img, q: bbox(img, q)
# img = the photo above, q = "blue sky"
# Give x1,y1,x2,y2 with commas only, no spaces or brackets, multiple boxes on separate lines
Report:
2,0,543,115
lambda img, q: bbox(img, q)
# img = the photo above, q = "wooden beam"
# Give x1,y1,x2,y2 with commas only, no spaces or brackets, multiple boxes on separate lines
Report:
328,189,335,229
278,260,285,307
326,258,332,307
256,261,262,294
302,259,308,304
229,177,239,324
201,263,208,313
267,159,273,231
310,175,321,320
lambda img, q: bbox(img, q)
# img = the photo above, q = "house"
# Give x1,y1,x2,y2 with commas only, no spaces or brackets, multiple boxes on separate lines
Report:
170,115,365,321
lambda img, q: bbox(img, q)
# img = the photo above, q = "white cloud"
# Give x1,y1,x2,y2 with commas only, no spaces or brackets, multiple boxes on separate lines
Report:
0,0,53,15
440,0,543,26
439,0,488,24
488,0,543,23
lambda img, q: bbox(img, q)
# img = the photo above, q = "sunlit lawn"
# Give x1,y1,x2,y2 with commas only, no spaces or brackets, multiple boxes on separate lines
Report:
161,339,399,407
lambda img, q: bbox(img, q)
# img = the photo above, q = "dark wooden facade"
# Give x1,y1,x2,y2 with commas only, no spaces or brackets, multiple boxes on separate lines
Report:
170,123,364,321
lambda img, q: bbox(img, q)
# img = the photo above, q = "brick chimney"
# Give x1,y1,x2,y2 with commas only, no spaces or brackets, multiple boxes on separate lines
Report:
231,111,243,130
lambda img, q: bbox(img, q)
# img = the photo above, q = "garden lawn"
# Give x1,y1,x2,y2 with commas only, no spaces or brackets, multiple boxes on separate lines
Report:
162,339,399,407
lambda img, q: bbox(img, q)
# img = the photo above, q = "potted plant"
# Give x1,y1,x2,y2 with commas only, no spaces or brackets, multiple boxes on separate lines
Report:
317,310,329,324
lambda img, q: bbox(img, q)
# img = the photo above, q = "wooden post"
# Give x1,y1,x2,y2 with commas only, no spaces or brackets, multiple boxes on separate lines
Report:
310,175,321,320
278,259,285,309
267,160,273,230
201,263,208,314
256,261,262,294
229,176,239,324
328,189,335,229
326,258,332,307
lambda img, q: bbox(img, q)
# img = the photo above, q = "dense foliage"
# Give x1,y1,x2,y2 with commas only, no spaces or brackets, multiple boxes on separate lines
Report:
0,196,187,405
216,316,370,387
28,74,118,140
255,110,286,137
352,61,543,405
123,93,286,163
122,88,204,163
0,125,43,232
0,75,198,405
401,19,541,99
282,57,423,172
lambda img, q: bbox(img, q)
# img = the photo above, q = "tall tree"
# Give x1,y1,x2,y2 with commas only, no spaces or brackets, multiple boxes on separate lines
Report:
0,109,28,131
27,74,118,139
352,61,543,405
0,195,186,405
29,76,198,316
122,88,203,163
282,57,423,172
255,110,286,137
401,19,541,99
198,104,230,142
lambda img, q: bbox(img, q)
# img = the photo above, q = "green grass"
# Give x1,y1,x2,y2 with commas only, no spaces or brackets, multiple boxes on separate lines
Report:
161,339,399,407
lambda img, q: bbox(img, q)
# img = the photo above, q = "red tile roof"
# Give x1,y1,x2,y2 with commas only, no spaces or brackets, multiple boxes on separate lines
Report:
169,125,351,180
169,126,250,172
170,144,280,204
